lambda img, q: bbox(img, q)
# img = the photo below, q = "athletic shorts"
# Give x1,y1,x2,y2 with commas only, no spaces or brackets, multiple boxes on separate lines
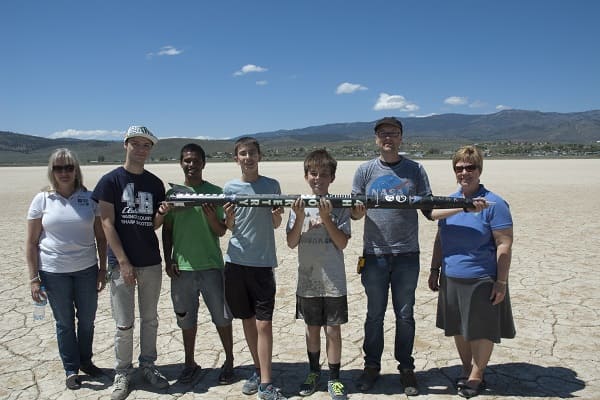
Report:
296,295,348,326
170,269,232,329
224,262,276,321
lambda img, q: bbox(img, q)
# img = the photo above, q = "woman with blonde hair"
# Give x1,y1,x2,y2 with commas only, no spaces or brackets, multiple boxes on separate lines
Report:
26,148,107,390
428,145,515,398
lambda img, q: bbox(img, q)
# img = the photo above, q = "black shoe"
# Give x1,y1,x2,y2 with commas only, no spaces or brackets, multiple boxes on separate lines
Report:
298,371,320,396
80,362,104,377
66,374,81,390
218,362,235,385
400,368,419,396
355,366,379,391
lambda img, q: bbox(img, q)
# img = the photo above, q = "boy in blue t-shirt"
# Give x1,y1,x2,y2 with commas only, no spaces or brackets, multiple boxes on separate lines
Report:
223,137,286,400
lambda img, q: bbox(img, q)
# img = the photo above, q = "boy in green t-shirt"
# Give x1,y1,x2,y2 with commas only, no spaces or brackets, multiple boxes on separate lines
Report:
162,143,236,385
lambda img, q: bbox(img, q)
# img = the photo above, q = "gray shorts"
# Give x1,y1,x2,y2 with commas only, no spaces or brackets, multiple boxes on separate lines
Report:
170,269,232,329
296,295,348,326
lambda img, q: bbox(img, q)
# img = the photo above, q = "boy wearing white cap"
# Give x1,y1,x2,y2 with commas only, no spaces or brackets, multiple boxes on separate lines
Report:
92,126,170,400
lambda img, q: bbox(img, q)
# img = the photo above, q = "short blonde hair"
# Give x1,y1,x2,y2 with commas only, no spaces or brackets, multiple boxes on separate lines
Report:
45,148,86,192
452,145,484,173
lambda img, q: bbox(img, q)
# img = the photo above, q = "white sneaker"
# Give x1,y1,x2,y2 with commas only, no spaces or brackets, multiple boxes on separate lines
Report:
242,371,260,395
111,372,130,400
142,365,169,389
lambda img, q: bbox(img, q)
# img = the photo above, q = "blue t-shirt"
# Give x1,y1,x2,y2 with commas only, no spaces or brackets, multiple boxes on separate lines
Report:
438,185,513,279
92,166,165,267
223,176,281,268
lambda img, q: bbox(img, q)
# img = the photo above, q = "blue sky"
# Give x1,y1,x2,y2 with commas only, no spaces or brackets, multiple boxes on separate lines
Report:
1,0,599,141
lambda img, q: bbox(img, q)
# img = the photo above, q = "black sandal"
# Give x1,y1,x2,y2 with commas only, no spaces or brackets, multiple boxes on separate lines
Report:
455,376,469,388
457,380,485,398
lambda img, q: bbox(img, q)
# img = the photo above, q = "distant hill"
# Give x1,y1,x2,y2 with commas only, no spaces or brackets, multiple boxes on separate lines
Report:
247,109,600,143
0,132,233,165
2,109,600,164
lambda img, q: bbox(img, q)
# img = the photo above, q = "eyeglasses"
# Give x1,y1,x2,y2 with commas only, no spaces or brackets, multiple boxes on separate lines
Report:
454,165,478,173
52,165,75,173
375,131,401,138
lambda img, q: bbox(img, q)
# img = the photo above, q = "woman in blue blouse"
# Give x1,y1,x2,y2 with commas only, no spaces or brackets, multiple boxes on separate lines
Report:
428,146,515,398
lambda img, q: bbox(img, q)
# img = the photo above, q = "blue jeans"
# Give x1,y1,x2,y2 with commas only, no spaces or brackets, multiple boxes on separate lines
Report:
361,253,419,370
40,265,98,376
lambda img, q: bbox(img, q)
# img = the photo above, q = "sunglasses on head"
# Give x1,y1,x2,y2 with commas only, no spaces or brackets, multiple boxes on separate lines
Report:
454,164,478,173
52,165,75,173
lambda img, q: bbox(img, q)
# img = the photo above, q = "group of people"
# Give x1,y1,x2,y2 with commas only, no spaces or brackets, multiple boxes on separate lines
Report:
26,117,515,400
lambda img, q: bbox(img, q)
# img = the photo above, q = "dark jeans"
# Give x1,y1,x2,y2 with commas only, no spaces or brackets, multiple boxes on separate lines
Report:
40,265,98,375
361,253,419,370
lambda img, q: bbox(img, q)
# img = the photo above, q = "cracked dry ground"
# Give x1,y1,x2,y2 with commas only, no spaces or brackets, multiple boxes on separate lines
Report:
1,160,598,399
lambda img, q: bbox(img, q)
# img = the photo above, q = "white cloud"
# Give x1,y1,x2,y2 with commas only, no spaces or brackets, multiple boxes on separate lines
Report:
412,113,437,118
50,129,123,141
444,96,468,106
496,104,512,110
336,82,368,94
373,93,419,112
147,45,183,58
256,80,268,86
233,64,268,76
469,100,486,108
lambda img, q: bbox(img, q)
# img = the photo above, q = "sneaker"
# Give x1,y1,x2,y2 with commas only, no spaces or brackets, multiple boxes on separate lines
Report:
257,384,287,400
400,368,419,396
299,371,320,396
65,373,81,390
178,364,201,384
355,366,379,391
142,365,169,389
111,373,130,400
218,362,235,384
80,362,104,377
242,371,260,395
327,380,347,400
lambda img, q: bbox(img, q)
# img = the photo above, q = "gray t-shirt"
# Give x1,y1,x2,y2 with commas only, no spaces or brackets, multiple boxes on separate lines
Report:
287,207,351,297
224,176,281,268
352,157,432,255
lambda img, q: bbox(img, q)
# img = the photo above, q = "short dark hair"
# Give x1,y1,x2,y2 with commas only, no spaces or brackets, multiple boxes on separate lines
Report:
179,143,206,163
304,149,337,176
234,136,261,156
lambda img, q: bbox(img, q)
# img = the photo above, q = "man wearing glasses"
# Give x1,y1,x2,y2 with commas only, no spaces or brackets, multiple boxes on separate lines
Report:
351,117,433,396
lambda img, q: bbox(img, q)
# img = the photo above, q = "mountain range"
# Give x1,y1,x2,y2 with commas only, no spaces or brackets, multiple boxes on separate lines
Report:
1,109,599,164
249,109,600,143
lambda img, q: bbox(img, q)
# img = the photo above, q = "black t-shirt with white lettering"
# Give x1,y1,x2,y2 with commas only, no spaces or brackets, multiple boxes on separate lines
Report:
92,166,165,267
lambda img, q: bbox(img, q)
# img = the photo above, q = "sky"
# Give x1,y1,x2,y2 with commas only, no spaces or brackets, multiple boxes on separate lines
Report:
1,0,599,141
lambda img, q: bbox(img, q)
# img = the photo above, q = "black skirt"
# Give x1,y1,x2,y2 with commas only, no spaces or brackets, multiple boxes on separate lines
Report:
436,275,516,343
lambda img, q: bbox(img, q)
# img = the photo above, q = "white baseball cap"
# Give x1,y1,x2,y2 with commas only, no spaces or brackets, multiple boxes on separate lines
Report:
124,126,158,145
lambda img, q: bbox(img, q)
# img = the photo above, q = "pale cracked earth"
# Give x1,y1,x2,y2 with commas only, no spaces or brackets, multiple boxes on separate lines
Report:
1,159,598,400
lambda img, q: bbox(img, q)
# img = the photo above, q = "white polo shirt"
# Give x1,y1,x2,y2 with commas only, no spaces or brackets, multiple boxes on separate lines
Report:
27,189,100,273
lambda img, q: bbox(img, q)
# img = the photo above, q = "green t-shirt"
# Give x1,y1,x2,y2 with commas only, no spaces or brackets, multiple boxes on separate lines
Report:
165,181,225,271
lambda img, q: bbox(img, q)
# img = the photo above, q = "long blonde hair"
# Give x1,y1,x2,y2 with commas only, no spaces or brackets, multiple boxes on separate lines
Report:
45,148,86,192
